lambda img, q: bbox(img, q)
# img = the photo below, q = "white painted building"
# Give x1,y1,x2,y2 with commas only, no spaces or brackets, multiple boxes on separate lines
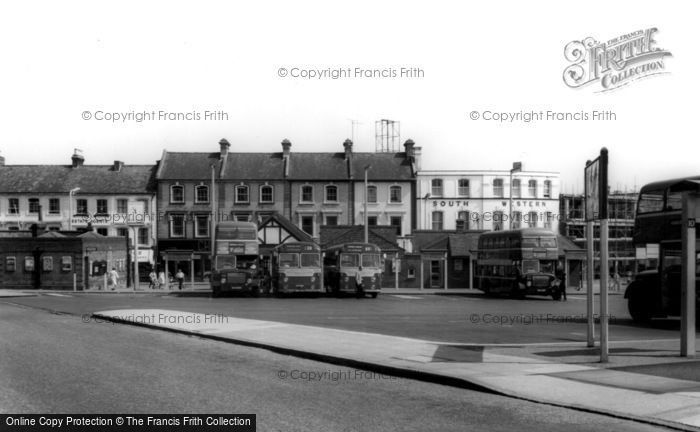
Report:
416,170,560,233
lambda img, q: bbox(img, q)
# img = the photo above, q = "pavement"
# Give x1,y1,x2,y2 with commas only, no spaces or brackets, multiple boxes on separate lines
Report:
92,308,700,431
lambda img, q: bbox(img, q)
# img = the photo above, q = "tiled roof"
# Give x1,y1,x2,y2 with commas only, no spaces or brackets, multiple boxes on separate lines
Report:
558,235,585,258
320,225,401,252
0,165,157,194
350,152,415,180
158,151,415,181
157,152,222,180
447,233,481,257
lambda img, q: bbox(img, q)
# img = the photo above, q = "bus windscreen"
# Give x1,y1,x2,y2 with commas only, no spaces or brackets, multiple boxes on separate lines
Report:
216,255,236,270
301,253,320,268
361,253,381,268
217,227,257,240
278,253,299,268
340,253,360,267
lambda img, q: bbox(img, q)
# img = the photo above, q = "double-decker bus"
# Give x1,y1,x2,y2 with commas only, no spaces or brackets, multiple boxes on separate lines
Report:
270,242,323,295
323,243,382,298
210,221,263,297
475,228,561,299
626,176,700,322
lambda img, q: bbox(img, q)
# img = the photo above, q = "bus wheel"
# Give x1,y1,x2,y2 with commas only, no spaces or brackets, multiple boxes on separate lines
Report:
627,283,652,323
212,288,221,298
552,291,562,301
370,292,378,299
251,286,261,298
482,282,492,297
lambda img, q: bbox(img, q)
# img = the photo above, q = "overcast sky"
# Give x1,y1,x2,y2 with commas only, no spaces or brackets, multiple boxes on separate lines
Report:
0,1,696,193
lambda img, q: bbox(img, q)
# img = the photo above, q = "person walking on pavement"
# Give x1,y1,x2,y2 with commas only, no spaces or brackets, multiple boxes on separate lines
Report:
108,267,119,290
148,269,158,289
176,269,185,290
556,263,567,301
158,270,166,290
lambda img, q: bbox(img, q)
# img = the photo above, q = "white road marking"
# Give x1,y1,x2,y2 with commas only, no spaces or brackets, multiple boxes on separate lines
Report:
391,295,423,300
43,293,72,297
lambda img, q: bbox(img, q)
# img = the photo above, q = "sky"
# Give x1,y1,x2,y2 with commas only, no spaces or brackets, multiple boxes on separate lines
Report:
0,1,697,194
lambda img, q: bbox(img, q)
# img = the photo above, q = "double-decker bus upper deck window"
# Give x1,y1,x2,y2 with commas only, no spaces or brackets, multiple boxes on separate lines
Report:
362,253,381,268
522,237,538,248
539,237,557,248
218,227,257,240
340,253,360,267
666,192,683,210
216,256,236,270
300,253,320,268
637,191,664,214
279,253,299,268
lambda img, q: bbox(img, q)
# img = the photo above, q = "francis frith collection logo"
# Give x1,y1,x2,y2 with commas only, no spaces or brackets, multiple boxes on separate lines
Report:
563,28,672,92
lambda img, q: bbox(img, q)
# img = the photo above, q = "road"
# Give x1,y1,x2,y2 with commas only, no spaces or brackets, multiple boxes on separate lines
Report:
1,291,685,345
0,303,675,432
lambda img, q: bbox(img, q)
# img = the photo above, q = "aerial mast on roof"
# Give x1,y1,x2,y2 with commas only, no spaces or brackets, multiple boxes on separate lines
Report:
375,119,400,153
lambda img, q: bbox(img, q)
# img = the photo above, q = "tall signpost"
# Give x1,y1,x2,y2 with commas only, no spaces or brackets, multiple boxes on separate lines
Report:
585,148,609,360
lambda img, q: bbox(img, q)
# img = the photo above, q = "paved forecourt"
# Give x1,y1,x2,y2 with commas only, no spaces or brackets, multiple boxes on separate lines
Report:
93,309,700,431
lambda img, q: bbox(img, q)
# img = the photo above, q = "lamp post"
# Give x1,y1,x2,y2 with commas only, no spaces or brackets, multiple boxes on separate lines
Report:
364,165,371,243
509,162,522,230
68,187,80,230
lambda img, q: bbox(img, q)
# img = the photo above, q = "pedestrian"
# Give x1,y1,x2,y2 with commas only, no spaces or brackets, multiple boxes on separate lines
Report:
148,269,158,289
556,262,566,301
158,270,166,289
176,268,185,290
354,269,364,298
108,267,119,290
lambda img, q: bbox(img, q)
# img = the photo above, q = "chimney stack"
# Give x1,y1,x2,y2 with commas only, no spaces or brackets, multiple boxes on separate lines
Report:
0,153,5,166
219,138,230,157
343,139,353,159
413,146,422,172
403,139,415,158
71,149,85,168
281,139,291,158
112,160,124,172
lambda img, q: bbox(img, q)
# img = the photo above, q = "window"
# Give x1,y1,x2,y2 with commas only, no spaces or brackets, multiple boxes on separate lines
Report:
301,216,314,236
527,211,538,228
235,185,249,203
543,180,552,198
544,212,553,229
195,215,209,237
5,256,16,272
325,185,338,202
493,179,504,198
61,256,72,272
96,228,108,236
170,214,185,237
458,179,470,197
76,199,88,215
96,199,108,215
390,216,402,236
512,211,522,229
493,211,504,231
325,215,338,226
117,199,128,213
28,198,40,214
116,228,128,237
24,256,34,271
454,258,464,272
456,211,469,230
367,216,378,226
234,213,250,222
407,267,416,279
366,185,377,203
389,186,402,203
528,180,537,198
431,179,443,196
42,256,53,272
195,185,209,203
301,185,313,203
512,179,521,198
170,185,184,203
637,191,664,214
432,211,443,230
260,185,273,203
8,198,19,215
138,227,149,245
49,198,60,214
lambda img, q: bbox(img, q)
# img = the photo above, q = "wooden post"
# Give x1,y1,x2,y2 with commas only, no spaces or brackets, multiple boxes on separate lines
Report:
586,221,595,348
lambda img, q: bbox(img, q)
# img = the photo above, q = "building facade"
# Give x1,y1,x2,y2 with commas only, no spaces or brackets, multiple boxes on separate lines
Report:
155,138,418,279
416,170,561,233
0,151,158,270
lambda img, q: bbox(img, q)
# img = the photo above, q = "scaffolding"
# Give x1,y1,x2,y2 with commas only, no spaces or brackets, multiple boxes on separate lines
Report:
375,119,400,153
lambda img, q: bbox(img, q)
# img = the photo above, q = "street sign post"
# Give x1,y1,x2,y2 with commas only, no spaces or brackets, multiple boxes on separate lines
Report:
585,148,609,362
